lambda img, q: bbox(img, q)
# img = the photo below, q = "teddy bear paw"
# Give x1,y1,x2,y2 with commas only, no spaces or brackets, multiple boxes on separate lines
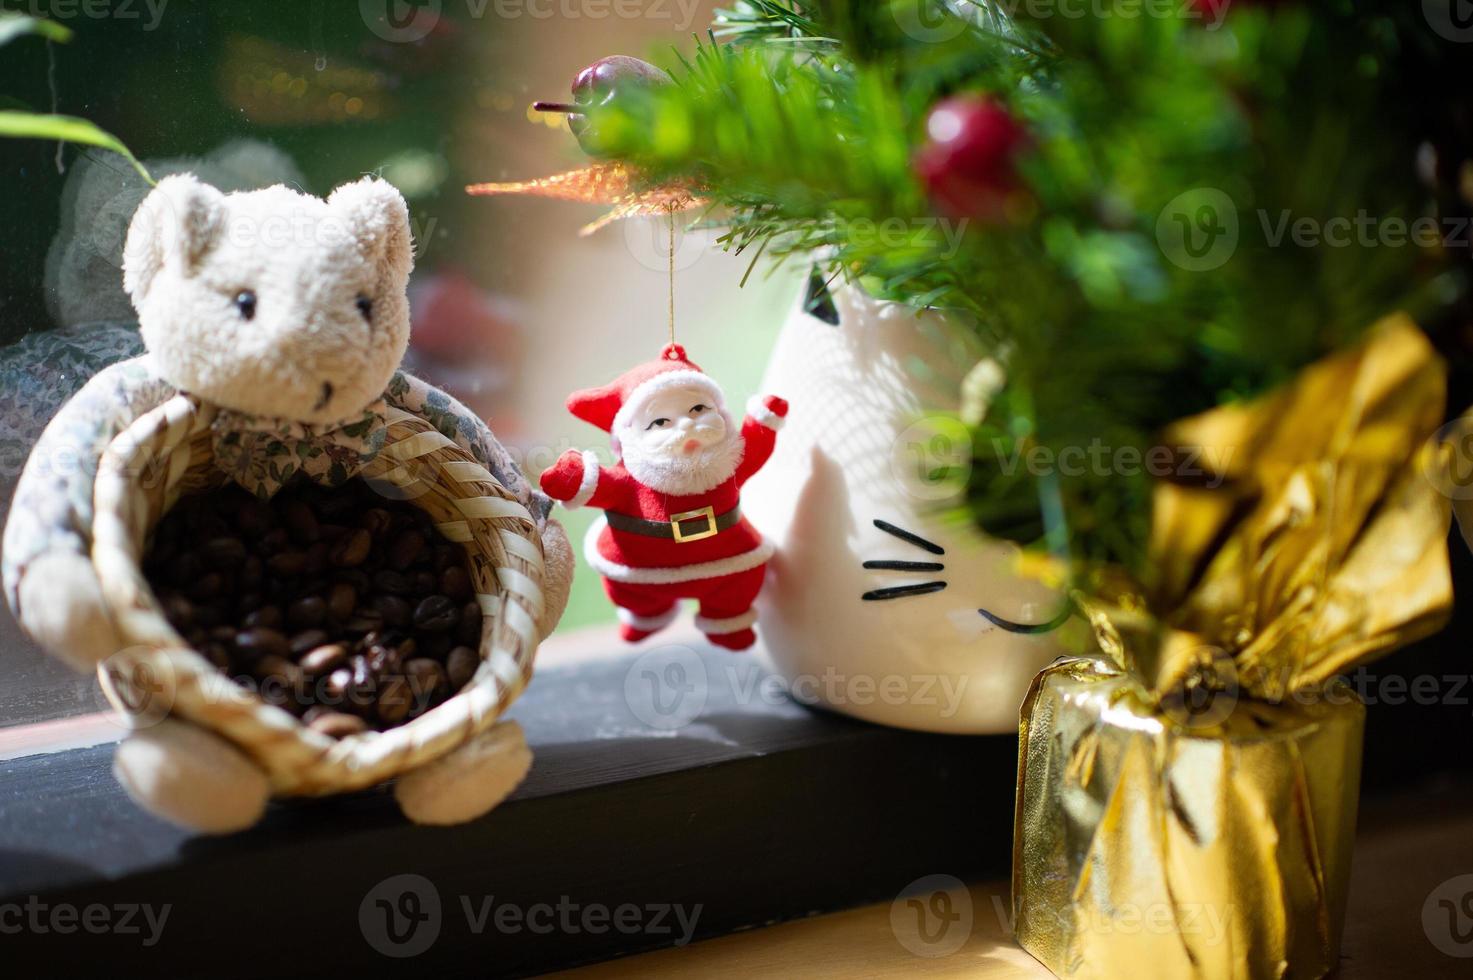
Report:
113,719,271,834
394,720,531,826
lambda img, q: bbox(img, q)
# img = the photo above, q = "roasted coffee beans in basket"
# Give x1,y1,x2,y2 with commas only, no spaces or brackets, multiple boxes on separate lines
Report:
144,478,487,738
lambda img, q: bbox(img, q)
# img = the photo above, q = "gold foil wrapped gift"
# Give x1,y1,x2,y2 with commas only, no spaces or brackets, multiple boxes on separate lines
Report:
1012,316,1455,980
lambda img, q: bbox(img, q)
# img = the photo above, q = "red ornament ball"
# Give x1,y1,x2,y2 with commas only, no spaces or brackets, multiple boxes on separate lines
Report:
914,96,1030,222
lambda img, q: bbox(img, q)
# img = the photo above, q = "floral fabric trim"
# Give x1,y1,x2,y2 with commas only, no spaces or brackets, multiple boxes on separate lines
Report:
383,371,552,522
2,351,172,610
211,399,390,499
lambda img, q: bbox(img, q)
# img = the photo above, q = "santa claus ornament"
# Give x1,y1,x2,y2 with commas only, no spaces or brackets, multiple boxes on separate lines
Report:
540,343,787,650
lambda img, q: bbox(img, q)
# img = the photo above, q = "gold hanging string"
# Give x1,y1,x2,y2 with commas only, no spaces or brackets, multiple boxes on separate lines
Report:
667,203,676,347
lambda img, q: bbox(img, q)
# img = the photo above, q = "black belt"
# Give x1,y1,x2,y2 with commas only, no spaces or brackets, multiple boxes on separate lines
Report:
605,505,741,543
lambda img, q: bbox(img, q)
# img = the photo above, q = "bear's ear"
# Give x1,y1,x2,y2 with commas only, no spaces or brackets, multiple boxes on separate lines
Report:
327,177,414,293
122,174,226,303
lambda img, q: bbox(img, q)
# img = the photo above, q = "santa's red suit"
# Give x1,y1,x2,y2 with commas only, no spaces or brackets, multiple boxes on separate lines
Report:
540,345,786,650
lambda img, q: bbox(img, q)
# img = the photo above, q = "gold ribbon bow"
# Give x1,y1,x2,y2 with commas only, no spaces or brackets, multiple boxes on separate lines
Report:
1079,313,1453,705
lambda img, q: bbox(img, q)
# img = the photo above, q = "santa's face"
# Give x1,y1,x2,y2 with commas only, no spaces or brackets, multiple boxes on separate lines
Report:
629,384,728,457
619,383,741,496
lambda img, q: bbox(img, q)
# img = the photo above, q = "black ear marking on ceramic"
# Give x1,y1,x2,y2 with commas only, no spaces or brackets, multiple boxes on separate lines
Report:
803,266,840,326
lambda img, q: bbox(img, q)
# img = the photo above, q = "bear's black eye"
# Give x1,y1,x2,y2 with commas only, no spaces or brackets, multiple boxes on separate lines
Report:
356,295,373,322
234,290,257,321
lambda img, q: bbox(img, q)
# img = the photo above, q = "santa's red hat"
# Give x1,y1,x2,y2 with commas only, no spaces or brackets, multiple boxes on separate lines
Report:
567,343,725,436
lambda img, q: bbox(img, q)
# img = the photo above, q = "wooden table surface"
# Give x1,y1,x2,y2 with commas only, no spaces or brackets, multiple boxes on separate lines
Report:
553,780,1473,979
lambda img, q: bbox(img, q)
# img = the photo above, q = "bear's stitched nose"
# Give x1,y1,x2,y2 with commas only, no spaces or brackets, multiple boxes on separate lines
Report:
314,381,335,412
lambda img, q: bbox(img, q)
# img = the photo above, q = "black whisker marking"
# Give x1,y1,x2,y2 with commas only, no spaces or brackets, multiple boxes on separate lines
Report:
861,581,947,601
977,601,1074,634
873,519,945,555
863,560,945,572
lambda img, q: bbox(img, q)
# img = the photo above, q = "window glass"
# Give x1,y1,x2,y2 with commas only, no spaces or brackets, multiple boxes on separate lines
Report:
0,1,790,728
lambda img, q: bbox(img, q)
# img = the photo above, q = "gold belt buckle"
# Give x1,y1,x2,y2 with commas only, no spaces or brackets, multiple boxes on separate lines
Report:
670,505,718,543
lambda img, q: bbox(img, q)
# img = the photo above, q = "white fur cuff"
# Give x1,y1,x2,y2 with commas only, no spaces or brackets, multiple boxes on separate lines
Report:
746,396,784,431
694,608,758,635
617,606,680,632
565,450,601,509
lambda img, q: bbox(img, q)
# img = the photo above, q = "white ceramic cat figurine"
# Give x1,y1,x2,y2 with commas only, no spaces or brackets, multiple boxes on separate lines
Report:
742,275,1068,734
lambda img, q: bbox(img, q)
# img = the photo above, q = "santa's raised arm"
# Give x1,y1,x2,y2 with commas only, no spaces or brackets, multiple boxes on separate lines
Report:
540,344,787,650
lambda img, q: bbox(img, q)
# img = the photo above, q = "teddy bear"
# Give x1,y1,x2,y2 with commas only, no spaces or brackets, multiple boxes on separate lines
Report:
2,174,574,832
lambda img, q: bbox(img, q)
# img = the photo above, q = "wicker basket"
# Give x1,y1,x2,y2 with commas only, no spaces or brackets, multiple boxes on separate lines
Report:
88,394,546,797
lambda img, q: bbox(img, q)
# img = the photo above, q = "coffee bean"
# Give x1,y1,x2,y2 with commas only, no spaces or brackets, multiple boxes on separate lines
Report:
202,643,233,671
186,572,224,601
317,523,349,541
440,565,473,602
303,542,329,575
162,594,195,628
432,544,460,572
323,666,356,705
314,493,357,522
327,582,357,621
287,596,327,629
306,710,367,739
413,595,458,632
346,609,385,634
235,627,290,662
268,551,308,577
193,602,227,629
372,569,415,596
243,605,284,630
289,628,330,656
329,528,372,568
202,536,247,567
363,635,404,676
358,508,392,537
252,654,302,688
374,594,413,628
280,498,320,543
389,530,426,570
376,676,413,726
258,527,289,555
235,498,274,534
446,647,478,689
300,643,348,676
405,658,449,702
457,602,483,646
148,480,486,732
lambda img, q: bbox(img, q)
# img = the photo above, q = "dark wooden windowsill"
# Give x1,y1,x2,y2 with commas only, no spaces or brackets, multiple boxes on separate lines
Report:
0,633,1019,977
3,623,1473,978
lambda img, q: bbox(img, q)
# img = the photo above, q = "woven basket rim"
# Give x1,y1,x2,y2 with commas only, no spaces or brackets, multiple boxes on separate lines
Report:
89,394,547,795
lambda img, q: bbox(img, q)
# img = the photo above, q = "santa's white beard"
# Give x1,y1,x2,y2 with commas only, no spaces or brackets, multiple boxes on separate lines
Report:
620,426,745,497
